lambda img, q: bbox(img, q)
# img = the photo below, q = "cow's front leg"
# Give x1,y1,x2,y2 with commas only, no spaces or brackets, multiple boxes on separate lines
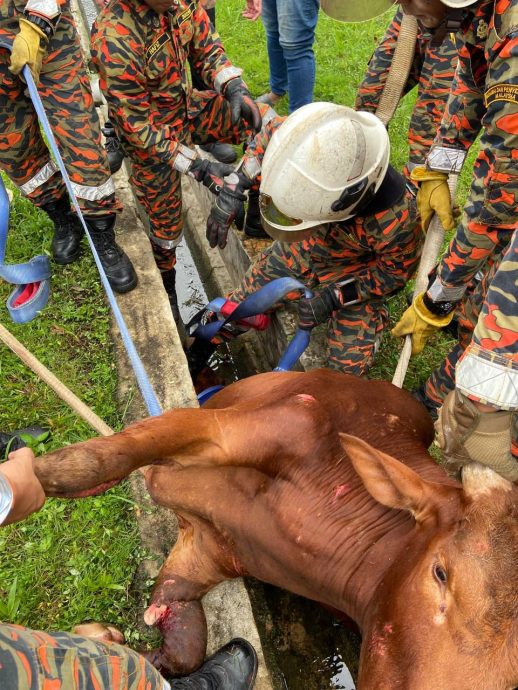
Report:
142,514,244,677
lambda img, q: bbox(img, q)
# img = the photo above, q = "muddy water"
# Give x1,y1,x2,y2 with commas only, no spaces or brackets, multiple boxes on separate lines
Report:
176,241,360,689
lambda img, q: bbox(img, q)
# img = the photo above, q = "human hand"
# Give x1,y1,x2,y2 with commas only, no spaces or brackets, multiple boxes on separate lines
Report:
224,77,262,132
9,17,48,83
188,157,236,195
298,286,342,330
0,447,45,525
410,167,454,232
72,622,125,644
206,172,249,248
391,292,455,356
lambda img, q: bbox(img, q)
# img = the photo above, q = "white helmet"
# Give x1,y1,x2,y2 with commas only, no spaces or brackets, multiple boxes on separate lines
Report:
440,0,478,5
320,0,395,22
259,103,390,242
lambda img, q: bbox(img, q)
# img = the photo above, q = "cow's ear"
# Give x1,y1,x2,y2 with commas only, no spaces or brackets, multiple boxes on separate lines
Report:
339,433,455,524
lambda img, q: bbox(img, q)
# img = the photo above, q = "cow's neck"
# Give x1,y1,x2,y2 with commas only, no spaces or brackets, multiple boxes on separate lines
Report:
311,440,446,630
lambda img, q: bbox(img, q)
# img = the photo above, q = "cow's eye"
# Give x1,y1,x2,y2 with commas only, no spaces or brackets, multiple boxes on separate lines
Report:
433,563,448,585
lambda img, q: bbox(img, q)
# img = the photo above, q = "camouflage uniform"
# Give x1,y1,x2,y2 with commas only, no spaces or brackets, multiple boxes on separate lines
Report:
0,623,168,689
0,0,118,217
90,0,264,271
355,9,458,176
219,117,422,375
421,1,518,457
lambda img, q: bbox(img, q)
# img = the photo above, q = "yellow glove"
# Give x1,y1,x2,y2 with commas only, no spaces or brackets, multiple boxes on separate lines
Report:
9,18,48,83
410,166,454,233
391,292,454,356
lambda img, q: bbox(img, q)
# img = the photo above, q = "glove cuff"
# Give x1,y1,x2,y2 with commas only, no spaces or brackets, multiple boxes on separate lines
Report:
422,290,457,317
426,145,467,174
214,66,242,94
22,12,57,39
173,144,198,174
410,166,448,183
19,16,48,40
413,293,455,327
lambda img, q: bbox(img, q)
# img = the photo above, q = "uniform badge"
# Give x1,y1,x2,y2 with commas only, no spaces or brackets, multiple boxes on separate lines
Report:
476,19,488,40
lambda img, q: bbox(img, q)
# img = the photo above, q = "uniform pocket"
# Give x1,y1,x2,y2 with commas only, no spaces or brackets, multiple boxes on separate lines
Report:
475,157,518,227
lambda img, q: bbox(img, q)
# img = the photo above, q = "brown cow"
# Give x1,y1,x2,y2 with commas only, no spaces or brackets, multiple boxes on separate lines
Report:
35,370,518,689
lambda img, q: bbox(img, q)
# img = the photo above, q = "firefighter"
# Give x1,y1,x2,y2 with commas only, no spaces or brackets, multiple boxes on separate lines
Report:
0,0,138,294
188,102,423,377
386,0,518,482
90,0,264,320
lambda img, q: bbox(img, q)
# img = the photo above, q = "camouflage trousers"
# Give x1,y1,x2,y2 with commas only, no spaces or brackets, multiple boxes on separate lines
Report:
422,232,511,417
126,95,269,271
0,2,119,217
421,231,518,459
224,241,389,375
0,624,169,690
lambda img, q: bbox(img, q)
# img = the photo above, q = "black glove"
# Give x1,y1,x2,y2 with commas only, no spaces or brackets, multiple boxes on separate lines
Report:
188,158,235,195
223,78,262,133
206,172,251,249
298,286,342,330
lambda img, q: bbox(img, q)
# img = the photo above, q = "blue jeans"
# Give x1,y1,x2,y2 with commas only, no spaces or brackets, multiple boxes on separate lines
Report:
261,0,319,113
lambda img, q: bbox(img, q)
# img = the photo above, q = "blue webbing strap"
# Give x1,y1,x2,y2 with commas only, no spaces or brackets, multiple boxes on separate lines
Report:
0,176,51,323
192,276,314,372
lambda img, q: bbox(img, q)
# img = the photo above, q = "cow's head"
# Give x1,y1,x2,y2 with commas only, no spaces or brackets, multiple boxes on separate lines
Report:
341,434,518,690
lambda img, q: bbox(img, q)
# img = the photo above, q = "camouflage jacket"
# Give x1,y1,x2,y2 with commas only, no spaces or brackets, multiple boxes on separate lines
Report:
355,9,459,169
90,0,240,164
430,0,518,300
242,117,422,302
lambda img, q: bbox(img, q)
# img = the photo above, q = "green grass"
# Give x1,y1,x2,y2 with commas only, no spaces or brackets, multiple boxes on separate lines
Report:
0,2,474,641
0,180,145,639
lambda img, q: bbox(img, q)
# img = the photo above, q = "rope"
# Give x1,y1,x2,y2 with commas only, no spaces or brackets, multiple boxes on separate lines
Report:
375,13,419,126
392,174,459,388
0,322,113,436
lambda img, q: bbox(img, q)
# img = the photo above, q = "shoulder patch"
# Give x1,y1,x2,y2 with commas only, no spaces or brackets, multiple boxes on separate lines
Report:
485,83,518,107
146,32,170,60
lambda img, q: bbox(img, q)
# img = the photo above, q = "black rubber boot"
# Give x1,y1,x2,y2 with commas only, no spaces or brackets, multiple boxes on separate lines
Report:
172,638,257,690
102,121,125,174
244,190,269,239
161,268,180,323
200,142,237,164
42,195,83,265
85,214,138,294
0,426,49,458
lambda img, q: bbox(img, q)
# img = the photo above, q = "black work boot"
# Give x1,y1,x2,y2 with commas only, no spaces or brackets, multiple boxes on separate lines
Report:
102,121,125,174
244,190,268,239
42,195,83,265
0,426,49,458
200,142,237,165
85,214,138,294
172,638,257,690
161,268,180,323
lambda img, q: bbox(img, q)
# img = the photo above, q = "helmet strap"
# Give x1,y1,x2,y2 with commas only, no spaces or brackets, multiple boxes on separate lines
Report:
355,165,406,218
431,7,472,45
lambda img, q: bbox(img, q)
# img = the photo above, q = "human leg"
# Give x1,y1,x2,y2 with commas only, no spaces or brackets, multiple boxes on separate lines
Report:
260,0,288,99
0,623,257,689
276,0,319,112
326,300,389,375
130,157,183,317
